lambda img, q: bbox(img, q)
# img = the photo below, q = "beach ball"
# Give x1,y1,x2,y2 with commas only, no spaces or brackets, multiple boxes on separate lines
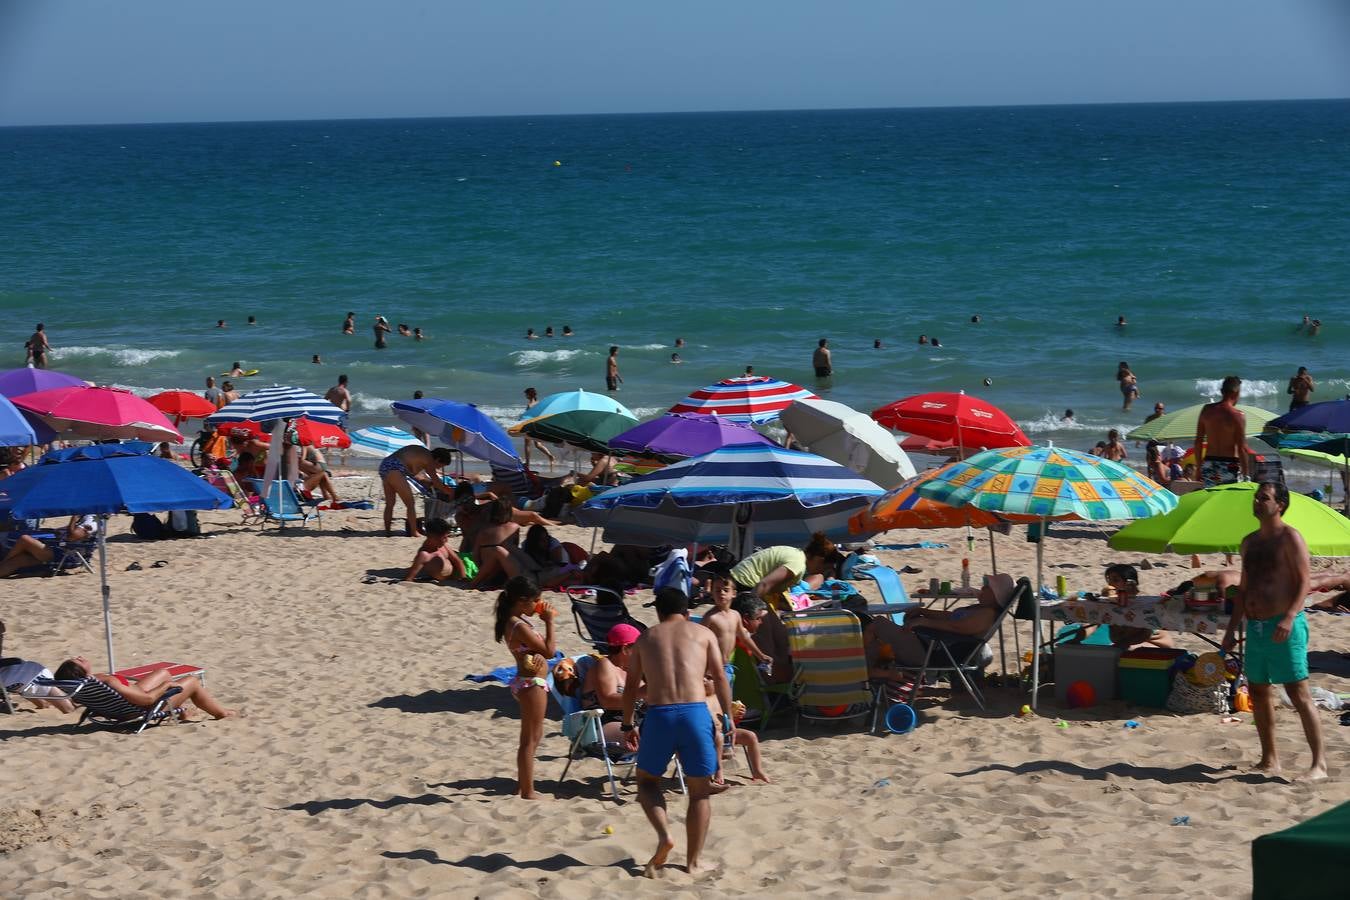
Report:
1066,680,1096,708
817,704,848,717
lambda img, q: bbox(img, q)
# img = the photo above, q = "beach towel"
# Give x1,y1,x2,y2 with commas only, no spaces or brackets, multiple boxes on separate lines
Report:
870,542,949,551
463,651,565,685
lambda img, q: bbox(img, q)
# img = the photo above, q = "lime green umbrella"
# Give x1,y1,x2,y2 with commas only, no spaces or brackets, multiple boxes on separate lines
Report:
1126,403,1277,442
1281,446,1350,514
1109,482,1350,556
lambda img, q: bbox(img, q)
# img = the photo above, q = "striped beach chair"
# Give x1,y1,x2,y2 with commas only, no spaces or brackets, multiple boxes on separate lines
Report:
30,676,184,734
784,609,875,735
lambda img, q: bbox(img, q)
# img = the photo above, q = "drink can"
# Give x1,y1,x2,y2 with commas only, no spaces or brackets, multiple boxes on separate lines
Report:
1055,575,1067,597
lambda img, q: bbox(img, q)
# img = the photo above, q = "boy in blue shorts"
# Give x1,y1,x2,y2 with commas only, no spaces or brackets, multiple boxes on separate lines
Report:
1222,482,1327,782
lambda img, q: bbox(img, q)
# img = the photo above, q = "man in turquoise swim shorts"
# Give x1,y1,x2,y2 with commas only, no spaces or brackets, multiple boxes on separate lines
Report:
622,588,733,878
1223,481,1327,782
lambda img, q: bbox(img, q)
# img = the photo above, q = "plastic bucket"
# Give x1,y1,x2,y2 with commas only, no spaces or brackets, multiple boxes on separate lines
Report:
884,703,918,735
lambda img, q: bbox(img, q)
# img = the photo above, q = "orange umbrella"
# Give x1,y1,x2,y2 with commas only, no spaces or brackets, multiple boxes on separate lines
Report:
148,390,217,426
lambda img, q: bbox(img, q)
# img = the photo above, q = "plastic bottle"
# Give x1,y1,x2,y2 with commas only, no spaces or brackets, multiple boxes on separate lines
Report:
966,532,976,553
960,557,971,589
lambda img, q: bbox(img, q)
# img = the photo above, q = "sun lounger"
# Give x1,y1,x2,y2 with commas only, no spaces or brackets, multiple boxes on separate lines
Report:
29,676,183,733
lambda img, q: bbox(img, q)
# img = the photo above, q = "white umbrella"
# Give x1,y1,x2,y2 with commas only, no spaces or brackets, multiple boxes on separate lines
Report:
349,426,422,457
779,398,917,489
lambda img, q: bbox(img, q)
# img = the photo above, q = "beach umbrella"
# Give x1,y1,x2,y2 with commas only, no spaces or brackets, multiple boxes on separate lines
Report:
916,444,1177,709
899,434,958,454
668,376,818,425
1127,403,1278,442
0,443,231,670
0,394,41,447
1109,482,1350,557
11,385,182,442
349,426,422,458
206,384,346,426
871,391,1029,457
1269,399,1350,435
0,368,87,398
392,398,522,470
1278,445,1350,514
608,412,773,462
575,444,886,553
518,409,641,455
779,398,917,489
217,417,352,450
147,390,218,427
513,389,636,427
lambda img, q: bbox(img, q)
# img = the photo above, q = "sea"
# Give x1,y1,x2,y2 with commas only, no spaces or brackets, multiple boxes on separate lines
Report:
2,99,1348,482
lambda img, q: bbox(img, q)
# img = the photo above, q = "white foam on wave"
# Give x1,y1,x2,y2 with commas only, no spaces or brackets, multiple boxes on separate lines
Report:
353,393,396,413
1018,413,1100,434
629,343,668,351
511,348,587,366
107,383,171,398
1194,378,1280,399
50,345,182,367
477,405,526,426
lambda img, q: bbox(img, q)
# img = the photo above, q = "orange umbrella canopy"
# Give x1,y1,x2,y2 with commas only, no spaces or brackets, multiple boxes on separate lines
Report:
849,463,1036,534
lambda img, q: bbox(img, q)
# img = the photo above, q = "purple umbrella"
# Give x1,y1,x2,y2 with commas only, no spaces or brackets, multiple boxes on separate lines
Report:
1270,399,1350,435
0,368,88,399
608,412,775,462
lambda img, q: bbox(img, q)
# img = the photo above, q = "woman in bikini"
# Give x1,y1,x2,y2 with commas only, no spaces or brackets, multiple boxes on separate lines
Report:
52,655,237,720
378,445,456,537
492,575,554,799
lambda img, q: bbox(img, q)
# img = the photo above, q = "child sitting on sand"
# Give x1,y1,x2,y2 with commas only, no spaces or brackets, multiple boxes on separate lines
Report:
492,576,555,800
703,679,770,784
403,518,467,584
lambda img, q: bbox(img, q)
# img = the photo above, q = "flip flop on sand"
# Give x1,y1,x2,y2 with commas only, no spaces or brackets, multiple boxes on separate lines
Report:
151,560,169,569
125,562,143,571
361,575,379,584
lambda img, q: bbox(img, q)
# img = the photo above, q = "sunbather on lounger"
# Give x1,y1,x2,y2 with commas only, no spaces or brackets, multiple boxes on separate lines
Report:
0,515,96,578
845,584,1002,675
53,656,237,720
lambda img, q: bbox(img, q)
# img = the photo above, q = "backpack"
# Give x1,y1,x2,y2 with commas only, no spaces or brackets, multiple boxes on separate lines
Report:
166,509,201,538
130,513,165,540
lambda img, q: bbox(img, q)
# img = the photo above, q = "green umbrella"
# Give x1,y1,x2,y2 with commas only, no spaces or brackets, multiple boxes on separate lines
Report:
1126,403,1277,442
516,409,639,454
1280,446,1350,514
1109,482,1350,556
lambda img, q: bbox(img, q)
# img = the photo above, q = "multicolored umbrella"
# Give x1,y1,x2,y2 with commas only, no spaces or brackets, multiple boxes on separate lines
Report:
607,412,773,462
1109,482,1350,556
207,384,346,425
917,444,1177,710
668,376,818,425
576,444,885,552
349,425,422,458
148,390,218,426
779,398,917,489
871,392,1029,455
12,385,182,442
393,398,521,469
1127,402,1278,442
849,463,1026,532
0,368,87,398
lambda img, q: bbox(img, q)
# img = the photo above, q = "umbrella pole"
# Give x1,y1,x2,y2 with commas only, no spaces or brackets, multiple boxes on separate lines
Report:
989,527,998,574
98,517,115,671
1030,515,1046,711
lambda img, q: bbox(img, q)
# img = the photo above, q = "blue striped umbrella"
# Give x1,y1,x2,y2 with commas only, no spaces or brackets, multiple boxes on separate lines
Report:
206,384,346,426
392,398,521,470
576,444,885,551
349,425,422,458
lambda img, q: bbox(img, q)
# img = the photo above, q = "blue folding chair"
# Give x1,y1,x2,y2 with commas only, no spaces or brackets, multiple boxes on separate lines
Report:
248,479,321,530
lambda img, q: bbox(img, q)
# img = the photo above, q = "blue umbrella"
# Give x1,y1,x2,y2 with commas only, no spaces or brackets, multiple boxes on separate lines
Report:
1270,400,1350,435
391,398,522,470
576,444,886,552
0,443,231,670
0,393,41,446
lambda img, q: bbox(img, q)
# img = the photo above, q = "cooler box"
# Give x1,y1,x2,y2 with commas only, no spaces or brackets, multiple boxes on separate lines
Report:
1054,644,1121,704
1119,648,1188,707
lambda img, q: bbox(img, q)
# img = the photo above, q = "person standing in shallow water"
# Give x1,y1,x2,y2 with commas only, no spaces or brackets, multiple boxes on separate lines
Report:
606,346,622,392
812,338,832,379
373,316,391,349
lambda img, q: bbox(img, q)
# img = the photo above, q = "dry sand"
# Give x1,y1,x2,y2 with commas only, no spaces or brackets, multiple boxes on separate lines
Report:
3,488,1348,898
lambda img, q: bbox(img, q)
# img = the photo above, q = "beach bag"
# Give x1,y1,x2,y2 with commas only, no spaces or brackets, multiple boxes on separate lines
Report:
166,509,201,538
651,549,692,598
130,513,165,540
1165,657,1229,715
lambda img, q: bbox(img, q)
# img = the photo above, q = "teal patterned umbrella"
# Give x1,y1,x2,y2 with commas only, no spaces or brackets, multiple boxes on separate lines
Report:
916,444,1177,711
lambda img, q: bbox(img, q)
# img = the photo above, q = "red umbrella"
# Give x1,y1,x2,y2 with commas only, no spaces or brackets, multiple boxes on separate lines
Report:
871,392,1029,457
148,390,218,426
899,434,958,454
218,417,351,449
12,385,182,442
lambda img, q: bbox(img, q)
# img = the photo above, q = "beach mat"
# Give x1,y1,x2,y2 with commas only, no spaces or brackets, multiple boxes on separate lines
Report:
464,651,564,685
1252,799,1350,899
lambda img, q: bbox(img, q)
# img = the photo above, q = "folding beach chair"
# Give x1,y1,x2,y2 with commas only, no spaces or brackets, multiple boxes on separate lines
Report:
565,587,647,650
29,676,184,734
905,575,1027,711
731,646,792,733
847,564,913,625
201,467,265,526
0,621,14,714
784,609,875,736
248,478,321,530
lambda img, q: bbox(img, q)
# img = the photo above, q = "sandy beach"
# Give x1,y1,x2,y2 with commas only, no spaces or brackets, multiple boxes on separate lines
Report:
3,489,1346,898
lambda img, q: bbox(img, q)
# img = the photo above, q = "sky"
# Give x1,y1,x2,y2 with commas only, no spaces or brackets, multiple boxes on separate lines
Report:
1,0,1347,126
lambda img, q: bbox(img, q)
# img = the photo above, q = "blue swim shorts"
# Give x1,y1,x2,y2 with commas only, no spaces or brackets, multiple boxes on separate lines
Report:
724,661,736,688
636,702,717,779
1245,612,1309,685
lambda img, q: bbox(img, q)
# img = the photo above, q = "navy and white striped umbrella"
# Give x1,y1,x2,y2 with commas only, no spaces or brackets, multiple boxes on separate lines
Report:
206,384,346,426
349,425,422,457
576,444,886,550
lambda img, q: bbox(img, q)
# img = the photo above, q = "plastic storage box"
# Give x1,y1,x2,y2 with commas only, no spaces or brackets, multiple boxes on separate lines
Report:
1054,644,1122,704
1119,648,1188,707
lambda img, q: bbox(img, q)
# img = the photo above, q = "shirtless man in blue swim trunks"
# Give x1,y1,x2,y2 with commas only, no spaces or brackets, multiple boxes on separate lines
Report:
1222,481,1327,782
622,587,733,878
